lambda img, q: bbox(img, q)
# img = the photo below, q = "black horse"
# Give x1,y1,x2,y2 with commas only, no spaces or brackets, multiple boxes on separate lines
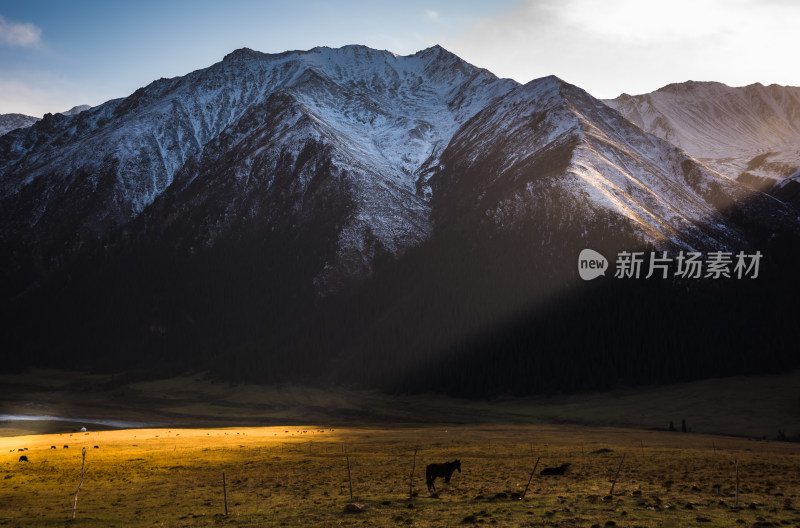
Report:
426,459,461,491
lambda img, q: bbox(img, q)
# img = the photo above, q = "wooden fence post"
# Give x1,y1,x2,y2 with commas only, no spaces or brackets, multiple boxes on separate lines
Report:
346,454,353,500
223,471,228,516
608,453,626,496
70,447,87,521
521,457,541,499
409,449,417,499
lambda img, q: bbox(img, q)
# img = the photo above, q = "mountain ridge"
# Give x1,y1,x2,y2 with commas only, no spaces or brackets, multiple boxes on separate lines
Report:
433,75,779,252
3,45,797,298
1,45,526,294
0,113,39,136
1,45,799,396
605,81,800,191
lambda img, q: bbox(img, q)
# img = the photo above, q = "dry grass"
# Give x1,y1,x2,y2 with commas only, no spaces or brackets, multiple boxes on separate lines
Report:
2,425,799,527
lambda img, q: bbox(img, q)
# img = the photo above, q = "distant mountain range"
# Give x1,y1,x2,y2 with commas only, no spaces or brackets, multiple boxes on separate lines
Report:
605,82,800,210
605,82,800,184
0,114,39,136
1,46,798,395
0,105,91,136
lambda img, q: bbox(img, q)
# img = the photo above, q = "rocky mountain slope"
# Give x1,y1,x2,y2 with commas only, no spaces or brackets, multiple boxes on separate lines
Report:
432,76,772,252
3,47,788,297
0,107,92,137
0,45,516,294
1,45,798,395
0,113,39,136
605,82,800,190
61,105,91,116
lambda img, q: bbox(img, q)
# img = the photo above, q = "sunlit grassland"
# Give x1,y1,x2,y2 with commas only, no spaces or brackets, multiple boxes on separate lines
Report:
1,425,799,527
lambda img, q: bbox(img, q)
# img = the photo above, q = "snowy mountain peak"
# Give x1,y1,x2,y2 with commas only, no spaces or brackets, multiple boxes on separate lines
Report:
1,44,795,300
526,74,566,86
0,44,520,291
516,75,570,99
323,43,392,56
61,104,91,116
414,44,450,58
222,47,264,62
434,72,783,252
654,80,723,94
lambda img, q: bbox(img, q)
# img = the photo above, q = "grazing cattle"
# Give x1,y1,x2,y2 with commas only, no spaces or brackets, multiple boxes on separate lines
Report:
540,463,571,476
51,446,56,449
19,455,28,462
426,459,461,491
63,445,69,449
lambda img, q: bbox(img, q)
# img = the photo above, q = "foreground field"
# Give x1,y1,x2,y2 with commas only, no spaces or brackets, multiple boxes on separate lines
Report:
1,425,799,527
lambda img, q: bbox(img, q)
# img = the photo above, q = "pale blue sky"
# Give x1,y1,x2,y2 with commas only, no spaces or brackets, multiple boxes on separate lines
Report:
0,0,796,116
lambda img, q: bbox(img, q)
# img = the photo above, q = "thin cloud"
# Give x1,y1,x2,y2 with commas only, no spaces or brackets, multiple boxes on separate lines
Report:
0,77,87,116
441,0,799,98
0,15,41,47
425,9,440,20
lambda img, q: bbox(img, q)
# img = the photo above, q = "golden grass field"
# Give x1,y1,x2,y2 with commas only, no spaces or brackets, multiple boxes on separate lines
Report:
2,424,799,527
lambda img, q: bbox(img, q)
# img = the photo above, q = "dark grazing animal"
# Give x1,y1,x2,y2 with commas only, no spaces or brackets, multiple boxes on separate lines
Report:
19,455,28,462
426,459,461,491
540,463,570,476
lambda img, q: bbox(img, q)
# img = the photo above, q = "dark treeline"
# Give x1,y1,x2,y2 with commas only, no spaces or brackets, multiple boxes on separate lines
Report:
2,191,799,398
303,203,800,397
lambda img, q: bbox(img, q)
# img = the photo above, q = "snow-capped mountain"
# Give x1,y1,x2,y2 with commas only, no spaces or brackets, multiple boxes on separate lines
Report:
0,108,91,138
605,81,800,190
0,45,517,293
61,105,92,116
2,44,799,396
4,45,791,300
0,113,39,136
433,76,775,252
